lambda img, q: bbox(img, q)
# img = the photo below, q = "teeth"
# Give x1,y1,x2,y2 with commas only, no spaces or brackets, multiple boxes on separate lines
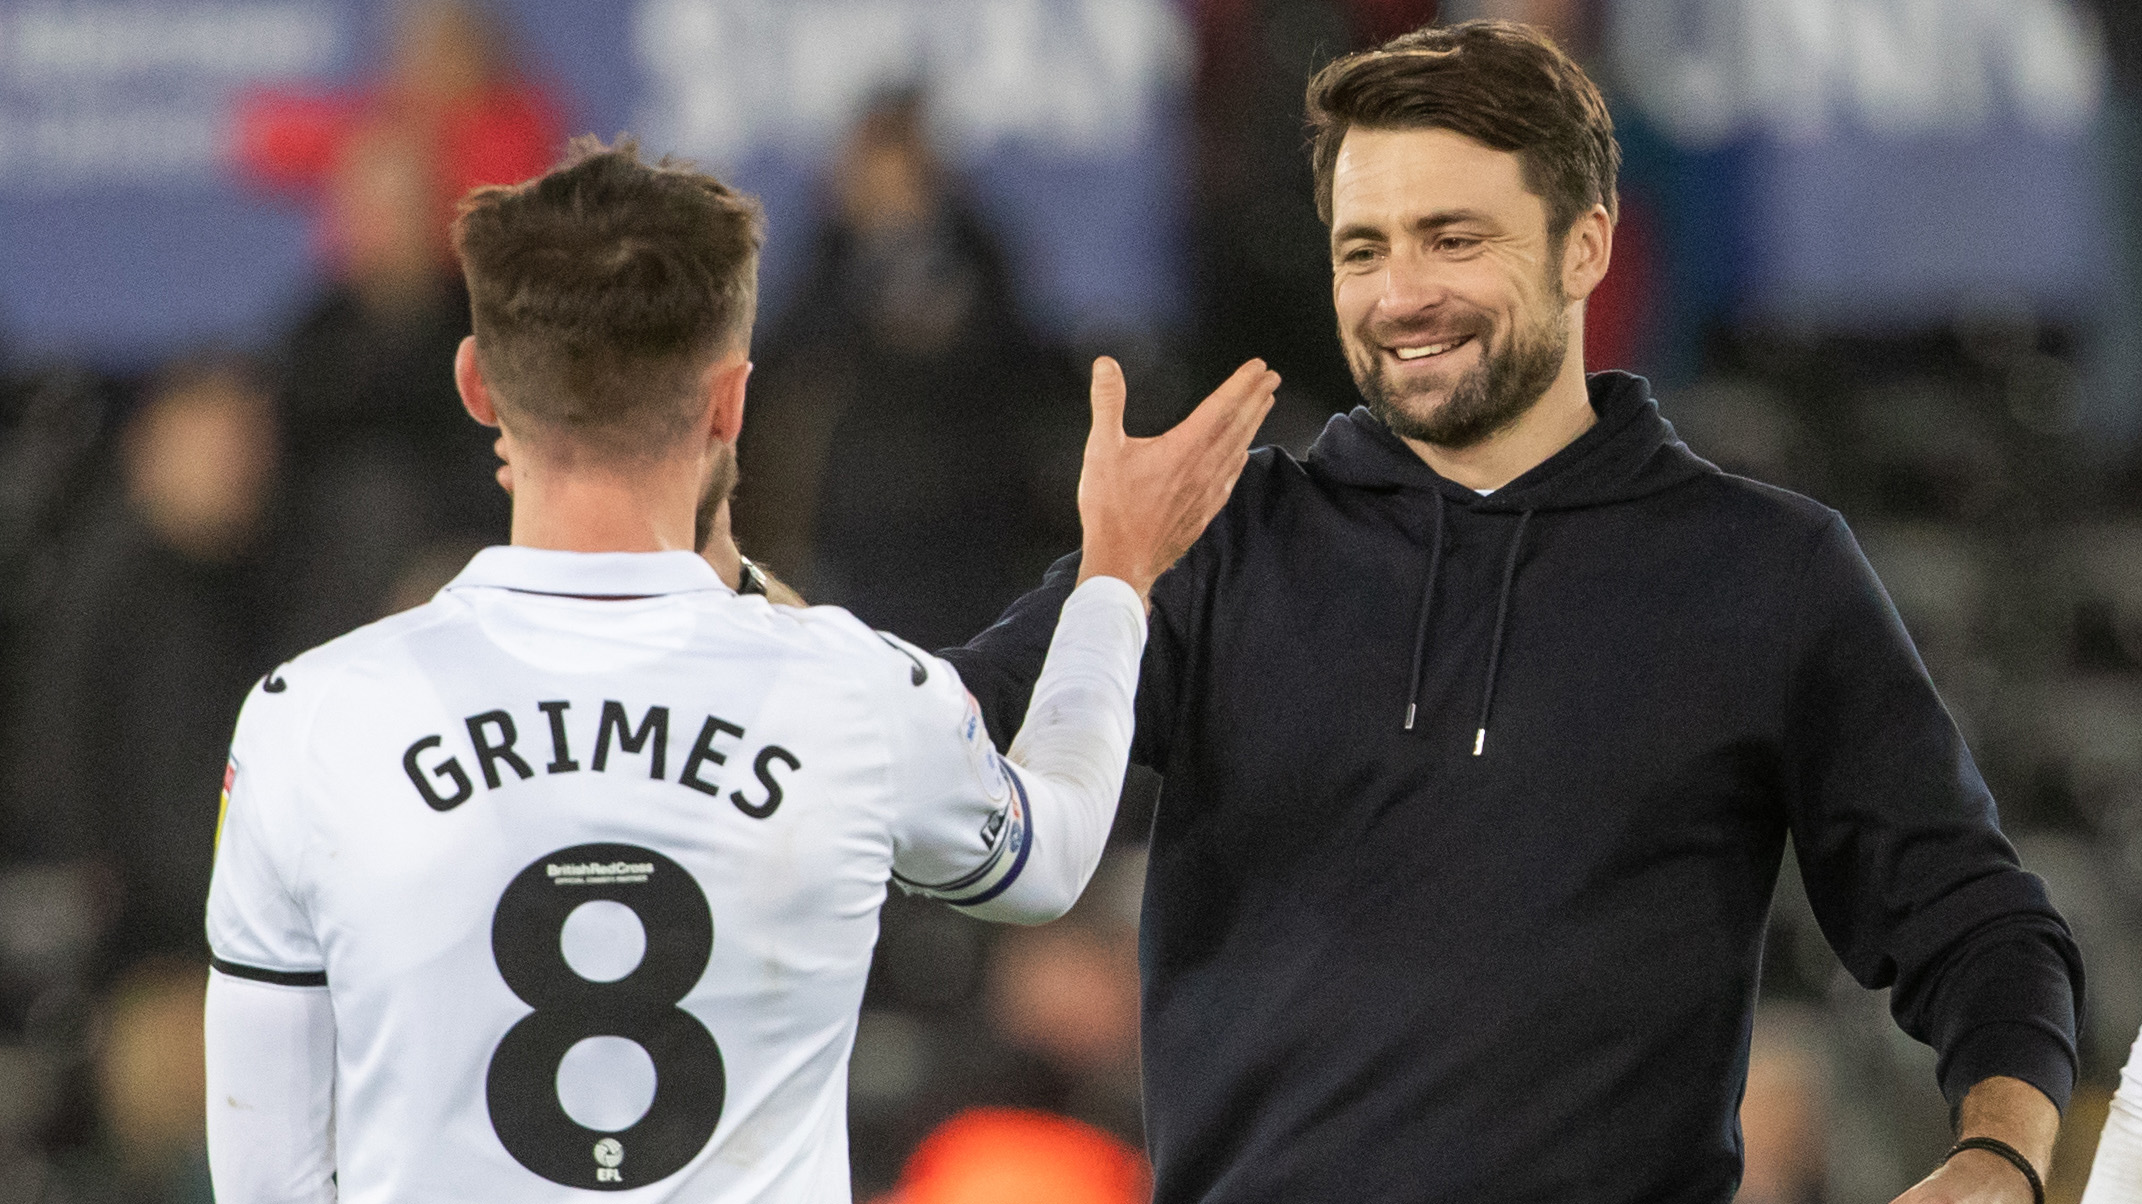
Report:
1395,341,1457,360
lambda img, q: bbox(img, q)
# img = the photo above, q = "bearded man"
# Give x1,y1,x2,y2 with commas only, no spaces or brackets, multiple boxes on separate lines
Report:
939,20,2082,1204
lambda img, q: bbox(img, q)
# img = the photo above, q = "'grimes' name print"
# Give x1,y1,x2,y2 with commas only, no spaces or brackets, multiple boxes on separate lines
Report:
402,700,801,819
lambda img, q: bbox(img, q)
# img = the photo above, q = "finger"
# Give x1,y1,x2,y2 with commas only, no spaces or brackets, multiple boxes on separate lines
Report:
1087,355,1128,447
1224,372,1280,441
1197,371,1280,468
1175,359,1270,437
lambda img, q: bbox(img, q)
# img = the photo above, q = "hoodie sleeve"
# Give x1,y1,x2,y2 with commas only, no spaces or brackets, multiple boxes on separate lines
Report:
939,552,1082,752
941,550,1190,770
1782,513,2082,1113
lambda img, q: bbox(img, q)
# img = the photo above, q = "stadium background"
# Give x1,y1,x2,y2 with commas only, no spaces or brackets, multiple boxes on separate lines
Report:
0,0,2138,1199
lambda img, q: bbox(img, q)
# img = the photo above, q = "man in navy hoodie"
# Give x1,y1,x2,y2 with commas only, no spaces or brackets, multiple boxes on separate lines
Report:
942,19,2081,1204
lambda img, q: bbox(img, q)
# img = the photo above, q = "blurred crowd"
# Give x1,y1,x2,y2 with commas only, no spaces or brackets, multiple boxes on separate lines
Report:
0,0,2140,1200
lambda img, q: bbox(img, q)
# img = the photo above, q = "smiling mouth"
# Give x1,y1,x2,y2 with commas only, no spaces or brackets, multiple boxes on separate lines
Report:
1390,335,1471,361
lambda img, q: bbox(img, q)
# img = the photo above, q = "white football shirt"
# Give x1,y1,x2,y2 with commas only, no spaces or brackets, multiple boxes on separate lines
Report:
205,547,1139,1202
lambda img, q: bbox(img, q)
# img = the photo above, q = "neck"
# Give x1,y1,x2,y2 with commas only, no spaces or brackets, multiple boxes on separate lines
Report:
507,450,701,554
1401,341,1596,493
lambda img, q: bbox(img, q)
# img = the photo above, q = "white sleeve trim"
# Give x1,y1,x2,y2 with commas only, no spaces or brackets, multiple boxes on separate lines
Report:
948,575,1146,924
206,970,337,1203
2083,1026,2142,1202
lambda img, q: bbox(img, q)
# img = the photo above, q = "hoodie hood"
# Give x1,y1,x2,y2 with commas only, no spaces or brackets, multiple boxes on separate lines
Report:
1304,370,1714,512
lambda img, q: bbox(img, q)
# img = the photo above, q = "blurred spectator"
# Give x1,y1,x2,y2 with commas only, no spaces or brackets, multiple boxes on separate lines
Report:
229,2,549,646
271,124,506,650
0,358,278,971
876,1108,1149,1204
987,928,1139,1086
736,92,1082,651
0,368,113,596
982,854,1144,1144
234,0,563,269
71,959,212,1204
1739,1005,1834,1204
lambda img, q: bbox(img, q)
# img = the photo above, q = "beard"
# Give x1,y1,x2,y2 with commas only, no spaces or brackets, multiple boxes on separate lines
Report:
693,442,740,553
1346,296,1570,451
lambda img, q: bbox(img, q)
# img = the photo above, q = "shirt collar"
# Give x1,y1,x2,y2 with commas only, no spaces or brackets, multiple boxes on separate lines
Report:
442,546,729,599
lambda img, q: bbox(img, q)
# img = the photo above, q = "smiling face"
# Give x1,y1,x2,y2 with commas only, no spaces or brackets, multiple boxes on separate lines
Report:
1330,126,1575,450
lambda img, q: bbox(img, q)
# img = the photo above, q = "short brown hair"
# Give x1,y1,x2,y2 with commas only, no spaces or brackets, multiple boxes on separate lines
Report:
1306,19,1619,238
453,135,765,459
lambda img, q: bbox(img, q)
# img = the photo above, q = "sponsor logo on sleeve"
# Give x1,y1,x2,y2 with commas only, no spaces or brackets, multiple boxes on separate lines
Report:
215,758,237,852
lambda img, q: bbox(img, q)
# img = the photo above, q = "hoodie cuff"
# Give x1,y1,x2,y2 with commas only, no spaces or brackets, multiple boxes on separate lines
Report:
1938,1020,2077,1115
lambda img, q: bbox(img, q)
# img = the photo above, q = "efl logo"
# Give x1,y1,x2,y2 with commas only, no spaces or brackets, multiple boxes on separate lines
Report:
594,1137,624,1183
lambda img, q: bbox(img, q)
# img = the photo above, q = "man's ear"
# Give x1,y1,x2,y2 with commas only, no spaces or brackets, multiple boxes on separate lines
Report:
456,337,500,428
1560,204,1614,304
702,355,752,447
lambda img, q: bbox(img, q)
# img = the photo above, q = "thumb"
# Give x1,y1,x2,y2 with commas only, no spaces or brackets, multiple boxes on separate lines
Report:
1088,356,1127,446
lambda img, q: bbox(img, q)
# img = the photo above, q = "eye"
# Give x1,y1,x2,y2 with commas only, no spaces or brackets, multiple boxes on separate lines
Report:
1435,235,1480,253
1339,245,1381,266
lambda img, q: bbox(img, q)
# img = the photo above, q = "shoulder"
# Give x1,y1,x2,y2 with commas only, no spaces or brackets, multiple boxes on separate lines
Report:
273,597,469,689
1638,477,1887,631
1235,443,1317,505
1183,444,1318,553
754,603,973,763
234,599,470,746
1645,470,1844,553
731,599,952,697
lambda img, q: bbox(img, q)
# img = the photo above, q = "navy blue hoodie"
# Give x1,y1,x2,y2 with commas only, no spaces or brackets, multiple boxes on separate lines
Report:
944,372,2081,1203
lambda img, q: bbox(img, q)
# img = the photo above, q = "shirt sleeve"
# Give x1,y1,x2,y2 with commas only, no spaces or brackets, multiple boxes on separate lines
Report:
1783,514,2081,1111
2081,1026,2142,1202
205,970,337,1203
205,682,327,984
888,576,1147,924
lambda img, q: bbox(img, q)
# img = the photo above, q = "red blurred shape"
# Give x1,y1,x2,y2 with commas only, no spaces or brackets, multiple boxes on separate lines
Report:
1585,195,1655,373
882,1108,1151,1204
233,84,560,218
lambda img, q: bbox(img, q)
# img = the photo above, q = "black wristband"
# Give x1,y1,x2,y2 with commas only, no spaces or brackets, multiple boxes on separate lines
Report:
1943,1137,2044,1204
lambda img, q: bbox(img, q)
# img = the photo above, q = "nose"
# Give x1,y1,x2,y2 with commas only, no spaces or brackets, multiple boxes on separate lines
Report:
1376,244,1452,319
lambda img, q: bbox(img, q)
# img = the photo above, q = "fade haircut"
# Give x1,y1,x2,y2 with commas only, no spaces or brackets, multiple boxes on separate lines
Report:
1306,19,1619,242
452,135,765,460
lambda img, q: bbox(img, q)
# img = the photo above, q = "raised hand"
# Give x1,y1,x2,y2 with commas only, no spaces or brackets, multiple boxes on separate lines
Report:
1076,356,1280,602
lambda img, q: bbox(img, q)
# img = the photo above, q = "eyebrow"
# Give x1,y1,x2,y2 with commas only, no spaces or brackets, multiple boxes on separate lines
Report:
1332,208,1499,245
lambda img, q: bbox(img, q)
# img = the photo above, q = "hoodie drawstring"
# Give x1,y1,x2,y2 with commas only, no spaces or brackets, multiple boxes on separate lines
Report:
1402,499,1532,757
1472,510,1532,756
1401,491,1447,732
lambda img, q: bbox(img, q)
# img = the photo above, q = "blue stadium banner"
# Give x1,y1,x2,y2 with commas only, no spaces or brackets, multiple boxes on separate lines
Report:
1607,0,2114,325
0,0,1191,368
